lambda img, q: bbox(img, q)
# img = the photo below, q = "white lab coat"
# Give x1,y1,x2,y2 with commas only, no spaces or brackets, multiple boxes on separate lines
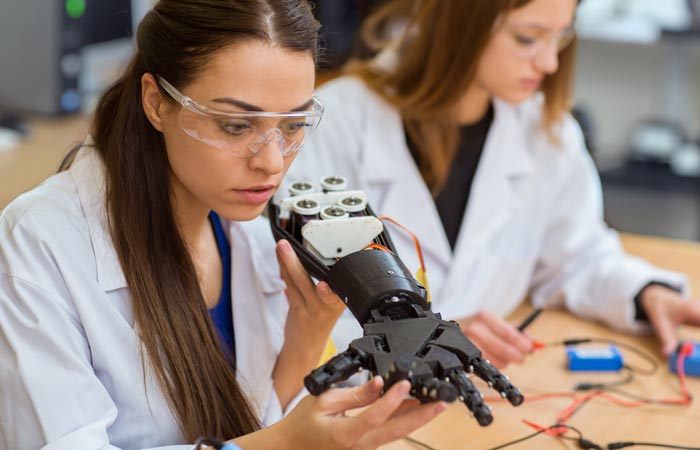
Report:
287,76,688,352
0,148,301,449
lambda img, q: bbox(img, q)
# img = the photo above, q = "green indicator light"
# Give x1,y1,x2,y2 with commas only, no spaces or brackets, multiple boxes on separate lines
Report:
65,0,86,19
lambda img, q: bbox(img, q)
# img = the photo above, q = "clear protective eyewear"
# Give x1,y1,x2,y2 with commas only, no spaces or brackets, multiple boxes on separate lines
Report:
157,76,323,157
503,23,576,59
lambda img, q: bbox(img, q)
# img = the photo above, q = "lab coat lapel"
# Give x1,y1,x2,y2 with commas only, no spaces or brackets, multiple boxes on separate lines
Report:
228,220,284,418
70,145,128,292
456,99,534,255
360,104,452,269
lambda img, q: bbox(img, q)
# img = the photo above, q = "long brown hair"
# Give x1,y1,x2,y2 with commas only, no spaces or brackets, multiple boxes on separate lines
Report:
348,0,578,193
81,0,319,441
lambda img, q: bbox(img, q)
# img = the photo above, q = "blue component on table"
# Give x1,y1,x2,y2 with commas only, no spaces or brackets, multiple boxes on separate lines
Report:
221,443,243,450
567,345,623,372
668,341,700,377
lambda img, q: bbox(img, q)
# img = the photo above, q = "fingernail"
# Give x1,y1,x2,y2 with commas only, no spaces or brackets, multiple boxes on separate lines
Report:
369,376,383,392
278,240,290,255
434,402,448,414
396,381,411,396
317,282,330,296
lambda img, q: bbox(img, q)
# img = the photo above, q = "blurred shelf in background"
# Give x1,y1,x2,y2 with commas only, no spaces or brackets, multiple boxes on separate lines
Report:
600,161,700,241
574,1,700,242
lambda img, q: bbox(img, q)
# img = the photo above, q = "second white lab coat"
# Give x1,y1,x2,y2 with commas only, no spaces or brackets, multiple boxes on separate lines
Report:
0,148,301,450
287,76,687,352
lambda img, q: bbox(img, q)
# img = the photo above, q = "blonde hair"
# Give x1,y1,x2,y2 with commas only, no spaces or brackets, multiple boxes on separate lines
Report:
347,0,577,193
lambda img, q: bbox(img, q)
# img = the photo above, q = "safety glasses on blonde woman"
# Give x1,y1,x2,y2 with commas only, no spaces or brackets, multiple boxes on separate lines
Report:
502,22,576,58
157,76,323,157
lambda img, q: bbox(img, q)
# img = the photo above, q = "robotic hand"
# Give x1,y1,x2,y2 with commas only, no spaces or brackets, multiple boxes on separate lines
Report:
269,177,523,426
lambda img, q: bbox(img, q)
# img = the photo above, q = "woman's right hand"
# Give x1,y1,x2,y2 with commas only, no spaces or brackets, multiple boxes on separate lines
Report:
273,239,346,409
234,377,448,450
456,311,534,368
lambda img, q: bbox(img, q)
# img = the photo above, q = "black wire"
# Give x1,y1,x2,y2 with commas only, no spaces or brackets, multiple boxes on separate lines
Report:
484,429,545,450
557,338,658,376
608,442,700,449
485,423,586,450
574,366,635,392
549,423,584,441
565,394,596,421
403,436,438,450
587,338,658,375
524,424,607,450
484,337,685,450
559,339,688,406
484,424,700,450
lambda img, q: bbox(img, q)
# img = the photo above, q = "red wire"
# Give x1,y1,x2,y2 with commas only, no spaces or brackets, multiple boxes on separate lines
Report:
676,342,693,403
522,349,693,438
528,340,692,405
522,419,571,437
532,340,547,350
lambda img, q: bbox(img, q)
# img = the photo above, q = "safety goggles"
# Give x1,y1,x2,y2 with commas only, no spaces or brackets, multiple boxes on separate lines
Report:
502,23,576,59
157,76,323,157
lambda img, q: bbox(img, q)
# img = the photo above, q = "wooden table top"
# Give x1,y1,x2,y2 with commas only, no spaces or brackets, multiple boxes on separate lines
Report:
382,235,700,449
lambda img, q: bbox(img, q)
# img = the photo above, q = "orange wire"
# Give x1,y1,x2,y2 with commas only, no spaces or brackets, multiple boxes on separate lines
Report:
522,419,570,437
377,216,426,272
365,243,391,252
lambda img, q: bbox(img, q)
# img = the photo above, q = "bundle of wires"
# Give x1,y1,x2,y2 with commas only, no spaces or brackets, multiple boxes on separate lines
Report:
404,339,697,450
485,339,696,450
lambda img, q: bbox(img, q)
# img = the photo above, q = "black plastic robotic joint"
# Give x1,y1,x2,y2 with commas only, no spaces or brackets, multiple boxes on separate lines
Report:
269,181,523,426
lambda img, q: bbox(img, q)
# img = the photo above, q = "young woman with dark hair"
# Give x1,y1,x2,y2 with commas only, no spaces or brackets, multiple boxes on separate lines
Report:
0,1,446,448
290,0,700,369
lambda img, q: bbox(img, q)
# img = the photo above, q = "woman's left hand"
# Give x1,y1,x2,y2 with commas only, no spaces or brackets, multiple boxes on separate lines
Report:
273,239,346,408
640,285,700,356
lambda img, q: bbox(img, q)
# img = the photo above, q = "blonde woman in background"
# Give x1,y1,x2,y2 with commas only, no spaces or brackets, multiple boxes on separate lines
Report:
288,0,700,368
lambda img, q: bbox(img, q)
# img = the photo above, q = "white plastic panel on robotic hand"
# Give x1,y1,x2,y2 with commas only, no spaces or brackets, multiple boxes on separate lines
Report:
280,190,368,211
301,217,384,258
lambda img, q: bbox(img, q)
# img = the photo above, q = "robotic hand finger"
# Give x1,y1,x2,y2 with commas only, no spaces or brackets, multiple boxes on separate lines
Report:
447,369,493,426
304,348,367,396
471,357,524,406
